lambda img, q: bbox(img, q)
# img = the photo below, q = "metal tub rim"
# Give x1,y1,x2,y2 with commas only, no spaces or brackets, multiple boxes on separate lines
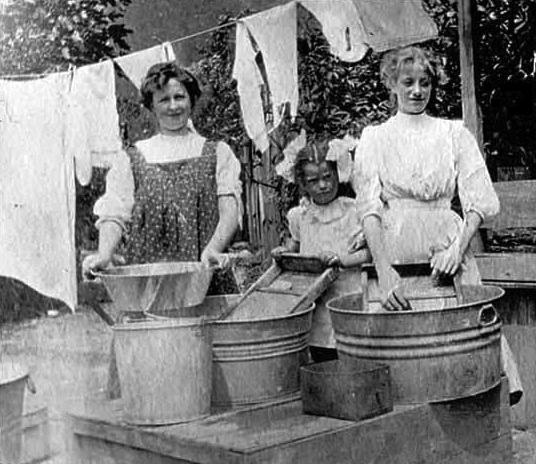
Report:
327,285,505,316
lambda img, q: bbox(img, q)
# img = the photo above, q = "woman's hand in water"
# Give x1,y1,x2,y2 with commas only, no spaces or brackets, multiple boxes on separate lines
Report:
430,240,462,278
377,264,411,311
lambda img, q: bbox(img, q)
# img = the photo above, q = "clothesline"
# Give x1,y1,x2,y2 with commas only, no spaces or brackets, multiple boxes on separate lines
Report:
0,0,437,80
0,19,238,80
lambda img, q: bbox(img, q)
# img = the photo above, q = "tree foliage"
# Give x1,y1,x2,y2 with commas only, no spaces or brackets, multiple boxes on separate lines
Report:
0,0,132,74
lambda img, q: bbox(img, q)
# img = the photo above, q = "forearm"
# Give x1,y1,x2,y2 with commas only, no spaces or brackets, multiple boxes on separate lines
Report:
458,211,482,257
340,248,372,268
97,221,123,258
363,215,390,269
205,195,239,253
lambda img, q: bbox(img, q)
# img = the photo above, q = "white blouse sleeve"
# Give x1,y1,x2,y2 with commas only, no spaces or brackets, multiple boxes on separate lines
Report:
352,126,384,222
93,149,135,231
454,122,500,221
216,141,243,228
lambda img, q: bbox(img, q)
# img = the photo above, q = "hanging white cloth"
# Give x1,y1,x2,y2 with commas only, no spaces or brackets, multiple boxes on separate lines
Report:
233,22,270,153
114,42,176,89
243,2,298,128
65,94,92,186
0,74,77,311
352,0,438,51
70,59,122,169
300,0,368,62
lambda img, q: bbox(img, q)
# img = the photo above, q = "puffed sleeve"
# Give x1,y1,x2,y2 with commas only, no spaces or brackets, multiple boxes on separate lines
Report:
93,149,135,231
453,122,500,221
287,207,301,242
216,141,243,229
352,126,383,222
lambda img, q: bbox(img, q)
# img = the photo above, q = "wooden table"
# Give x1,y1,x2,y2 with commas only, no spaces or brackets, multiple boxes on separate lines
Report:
477,252,536,428
66,378,512,464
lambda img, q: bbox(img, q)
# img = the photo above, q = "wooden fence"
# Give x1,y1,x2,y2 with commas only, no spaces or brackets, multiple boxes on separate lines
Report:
240,141,284,257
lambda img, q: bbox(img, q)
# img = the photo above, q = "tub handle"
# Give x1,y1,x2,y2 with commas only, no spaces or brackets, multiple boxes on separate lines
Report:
478,304,499,327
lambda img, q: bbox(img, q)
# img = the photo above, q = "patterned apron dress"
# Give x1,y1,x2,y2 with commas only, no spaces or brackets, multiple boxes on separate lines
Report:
124,139,238,294
108,139,238,398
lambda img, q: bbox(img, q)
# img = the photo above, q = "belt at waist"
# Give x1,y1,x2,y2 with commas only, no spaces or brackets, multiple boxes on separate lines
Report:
387,198,451,211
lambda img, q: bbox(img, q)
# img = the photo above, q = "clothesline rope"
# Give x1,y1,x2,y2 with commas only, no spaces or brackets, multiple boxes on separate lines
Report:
0,19,239,80
0,0,438,79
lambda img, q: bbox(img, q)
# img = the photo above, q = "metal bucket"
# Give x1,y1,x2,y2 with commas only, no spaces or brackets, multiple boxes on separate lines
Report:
327,285,504,404
0,363,29,464
150,295,314,407
112,317,212,425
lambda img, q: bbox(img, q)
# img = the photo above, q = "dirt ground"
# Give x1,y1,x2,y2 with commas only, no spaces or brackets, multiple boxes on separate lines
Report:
2,306,536,463
1,307,112,463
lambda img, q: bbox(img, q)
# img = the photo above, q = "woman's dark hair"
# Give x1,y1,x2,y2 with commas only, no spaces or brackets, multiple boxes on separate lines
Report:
140,62,202,110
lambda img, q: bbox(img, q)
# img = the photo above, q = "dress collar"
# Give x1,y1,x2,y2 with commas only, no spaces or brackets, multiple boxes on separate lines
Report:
300,196,354,224
392,111,433,130
157,119,198,141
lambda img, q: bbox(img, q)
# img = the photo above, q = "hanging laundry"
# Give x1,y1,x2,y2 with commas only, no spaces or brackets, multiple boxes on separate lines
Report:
70,59,122,169
114,42,176,89
352,0,438,51
65,94,92,186
300,0,368,62
0,74,77,311
243,2,298,128
233,22,269,153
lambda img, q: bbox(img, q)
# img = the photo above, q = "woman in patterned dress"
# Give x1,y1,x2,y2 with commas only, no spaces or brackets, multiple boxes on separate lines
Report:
82,62,241,294
353,46,522,403
82,62,242,398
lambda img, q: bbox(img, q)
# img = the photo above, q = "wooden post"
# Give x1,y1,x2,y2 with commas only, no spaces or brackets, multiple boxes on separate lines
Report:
458,0,483,152
458,0,485,252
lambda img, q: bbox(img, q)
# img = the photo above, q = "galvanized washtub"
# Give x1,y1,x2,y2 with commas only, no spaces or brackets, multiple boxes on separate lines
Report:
149,295,314,407
327,285,505,404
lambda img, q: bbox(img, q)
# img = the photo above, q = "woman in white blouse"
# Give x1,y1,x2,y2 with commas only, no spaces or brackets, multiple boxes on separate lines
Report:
354,46,499,310
82,62,242,294
354,46,522,404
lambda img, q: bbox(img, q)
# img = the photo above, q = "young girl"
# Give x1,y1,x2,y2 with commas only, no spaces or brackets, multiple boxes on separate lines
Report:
273,132,371,362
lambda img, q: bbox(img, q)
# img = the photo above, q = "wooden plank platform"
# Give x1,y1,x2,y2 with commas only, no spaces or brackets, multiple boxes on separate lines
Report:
477,253,536,289
21,407,50,464
65,378,512,464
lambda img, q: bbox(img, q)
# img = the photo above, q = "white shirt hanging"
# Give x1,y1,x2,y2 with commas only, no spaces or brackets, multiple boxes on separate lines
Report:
300,0,369,62
0,73,78,311
233,22,270,153
114,42,176,89
69,60,122,169
243,2,298,128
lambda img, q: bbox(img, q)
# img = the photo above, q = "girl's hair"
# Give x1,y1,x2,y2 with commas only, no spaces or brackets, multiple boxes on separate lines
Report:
380,46,447,94
140,62,202,110
292,141,334,187
292,140,356,199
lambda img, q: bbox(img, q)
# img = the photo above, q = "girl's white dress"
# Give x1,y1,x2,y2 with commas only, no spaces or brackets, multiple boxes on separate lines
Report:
288,196,365,348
